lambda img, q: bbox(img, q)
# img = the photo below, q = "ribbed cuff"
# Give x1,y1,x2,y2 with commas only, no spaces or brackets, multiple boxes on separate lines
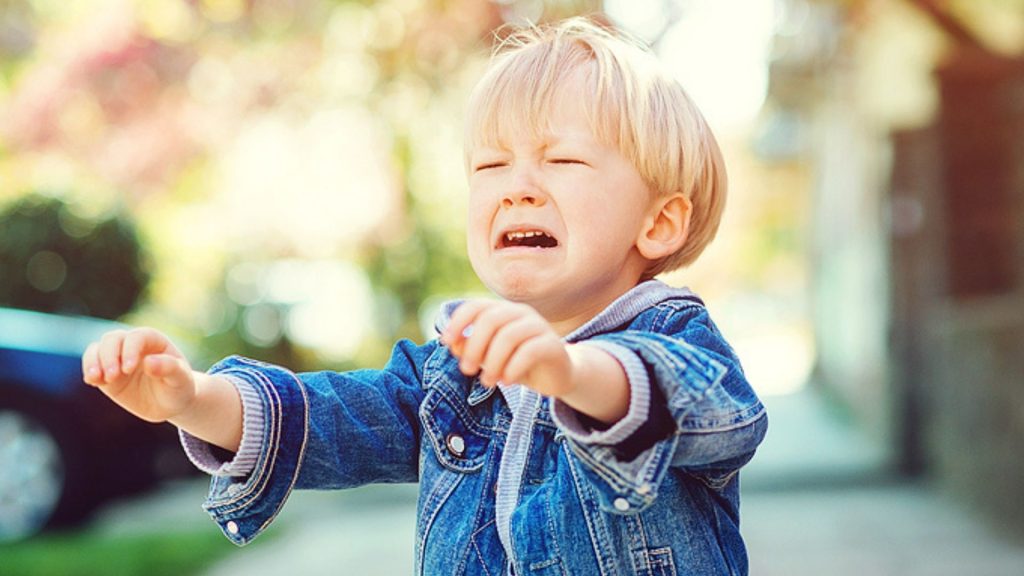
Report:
550,340,650,445
178,374,265,477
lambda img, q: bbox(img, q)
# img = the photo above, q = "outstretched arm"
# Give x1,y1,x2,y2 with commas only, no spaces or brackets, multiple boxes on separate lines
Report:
82,328,243,453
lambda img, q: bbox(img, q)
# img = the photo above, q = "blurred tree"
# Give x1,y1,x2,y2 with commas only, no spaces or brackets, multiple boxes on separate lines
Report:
0,0,605,369
0,194,150,319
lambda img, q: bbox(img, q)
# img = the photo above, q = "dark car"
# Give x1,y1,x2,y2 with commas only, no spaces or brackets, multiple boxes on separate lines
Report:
0,307,195,542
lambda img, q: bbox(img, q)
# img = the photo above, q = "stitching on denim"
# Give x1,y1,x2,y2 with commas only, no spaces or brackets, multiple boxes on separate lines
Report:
625,515,651,574
243,366,280,505
564,449,615,576
673,404,767,434
634,335,726,396
540,484,567,574
565,434,674,508
415,468,463,575
690,466,741,492
566,441,627,493
208,358,309,539
647,547,677,576
630,512,650,550
459,445,500,575
625,335,764,433
471,536,494,576
653,300,701,313
469,519,498,576
419,389,487,474
207,366,292,531
256,366,309,535
528,558,561,571
598,332,761,433
442,384,502,435
204,364,281,512
422,354,503,436
423,343,450,384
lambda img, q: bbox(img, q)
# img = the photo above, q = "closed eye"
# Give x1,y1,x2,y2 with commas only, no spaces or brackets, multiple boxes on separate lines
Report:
473,162,507,172
549,158,587,166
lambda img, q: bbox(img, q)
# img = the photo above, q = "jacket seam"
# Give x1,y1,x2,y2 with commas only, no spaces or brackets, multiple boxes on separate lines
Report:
256,367,309,534
416,468,464,575
673,406,767,435
564,448,615,576
203,365,281,511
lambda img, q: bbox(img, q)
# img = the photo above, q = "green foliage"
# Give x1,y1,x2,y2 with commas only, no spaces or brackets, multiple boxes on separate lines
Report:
365,214,480,337
0,529,242,576
0,194,150,319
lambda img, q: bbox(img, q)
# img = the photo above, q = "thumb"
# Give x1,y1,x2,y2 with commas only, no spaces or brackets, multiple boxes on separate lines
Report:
143,354,192,388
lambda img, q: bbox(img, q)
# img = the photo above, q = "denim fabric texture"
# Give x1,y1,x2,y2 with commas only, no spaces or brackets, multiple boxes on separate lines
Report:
192,281,767,575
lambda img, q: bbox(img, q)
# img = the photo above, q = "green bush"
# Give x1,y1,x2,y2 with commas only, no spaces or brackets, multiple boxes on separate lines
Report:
0,194,150,319
0,529,243,576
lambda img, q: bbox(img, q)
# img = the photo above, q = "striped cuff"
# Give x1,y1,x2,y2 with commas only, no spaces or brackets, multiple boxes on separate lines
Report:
550,340,650,445
178,374,265,477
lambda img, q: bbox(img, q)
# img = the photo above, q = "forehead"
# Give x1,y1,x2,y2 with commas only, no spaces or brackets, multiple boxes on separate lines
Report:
465,55,623,155
472,83,601,151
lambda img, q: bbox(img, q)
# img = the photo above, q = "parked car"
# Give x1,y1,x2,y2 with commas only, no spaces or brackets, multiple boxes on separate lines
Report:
0,307,196,542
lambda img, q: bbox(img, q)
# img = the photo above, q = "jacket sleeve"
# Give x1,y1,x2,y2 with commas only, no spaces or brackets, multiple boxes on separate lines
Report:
192,338,432,545
552,303,767,514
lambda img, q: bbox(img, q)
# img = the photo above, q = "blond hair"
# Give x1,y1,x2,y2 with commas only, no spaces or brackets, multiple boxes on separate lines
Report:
465,17,727,275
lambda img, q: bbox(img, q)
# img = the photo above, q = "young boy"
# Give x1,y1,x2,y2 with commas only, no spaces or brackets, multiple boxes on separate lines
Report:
83,18,766,575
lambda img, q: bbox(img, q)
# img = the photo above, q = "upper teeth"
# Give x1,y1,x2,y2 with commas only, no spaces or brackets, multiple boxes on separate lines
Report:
506,231,544,240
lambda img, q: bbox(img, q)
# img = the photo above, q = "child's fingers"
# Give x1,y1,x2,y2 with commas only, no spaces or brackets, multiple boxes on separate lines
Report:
82,342,103,385
97,329,129,383
121,328,166,374
501,333,567,394
443,300,489,345
457,304,525,376
479,317,545,386
143,354,191,388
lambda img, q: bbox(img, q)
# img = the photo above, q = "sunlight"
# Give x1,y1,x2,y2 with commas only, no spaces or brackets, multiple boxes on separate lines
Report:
216,107,399,258
657,0,774,133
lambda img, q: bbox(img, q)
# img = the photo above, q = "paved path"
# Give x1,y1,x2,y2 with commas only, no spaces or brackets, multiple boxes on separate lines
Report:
744,481,1024,576
743,390,1024,575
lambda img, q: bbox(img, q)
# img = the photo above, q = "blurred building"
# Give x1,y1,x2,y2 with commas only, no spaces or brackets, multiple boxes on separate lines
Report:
762,0,1024,538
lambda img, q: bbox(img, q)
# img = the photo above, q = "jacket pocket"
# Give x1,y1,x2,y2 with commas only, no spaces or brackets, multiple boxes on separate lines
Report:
637,547,677,576
419,387,490,473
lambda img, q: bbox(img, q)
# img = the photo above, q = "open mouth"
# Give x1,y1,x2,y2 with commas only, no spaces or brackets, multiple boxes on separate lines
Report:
499,229,559,249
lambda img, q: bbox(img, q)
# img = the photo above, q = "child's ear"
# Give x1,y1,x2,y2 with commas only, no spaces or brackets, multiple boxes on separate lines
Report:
636,193,692,261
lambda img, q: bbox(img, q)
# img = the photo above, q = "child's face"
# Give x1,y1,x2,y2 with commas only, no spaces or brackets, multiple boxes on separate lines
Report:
466,74,656,330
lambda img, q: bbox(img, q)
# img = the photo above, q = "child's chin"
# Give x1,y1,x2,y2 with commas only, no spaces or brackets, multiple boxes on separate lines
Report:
490,272,552,302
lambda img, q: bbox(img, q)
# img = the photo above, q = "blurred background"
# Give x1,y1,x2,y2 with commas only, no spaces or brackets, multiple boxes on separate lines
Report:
0,0,1022,574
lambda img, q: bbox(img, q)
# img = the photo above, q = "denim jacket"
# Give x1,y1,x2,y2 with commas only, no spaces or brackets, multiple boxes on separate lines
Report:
182,281,767,575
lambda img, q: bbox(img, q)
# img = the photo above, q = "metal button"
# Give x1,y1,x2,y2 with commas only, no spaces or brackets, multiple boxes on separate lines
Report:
446,433,466,457
613,498,631,512
226,521,239,535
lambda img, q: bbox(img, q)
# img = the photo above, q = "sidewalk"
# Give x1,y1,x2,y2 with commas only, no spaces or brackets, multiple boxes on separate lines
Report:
742,390,1024,576
185,388,1024,575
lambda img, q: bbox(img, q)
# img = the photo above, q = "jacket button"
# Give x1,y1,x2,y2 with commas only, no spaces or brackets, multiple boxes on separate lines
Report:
226,521,240,535
613,498,631,511
446,433,466,457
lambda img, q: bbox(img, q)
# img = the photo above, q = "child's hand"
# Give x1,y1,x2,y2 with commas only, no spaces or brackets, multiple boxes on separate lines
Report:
82,328,197,424
441,300,576,399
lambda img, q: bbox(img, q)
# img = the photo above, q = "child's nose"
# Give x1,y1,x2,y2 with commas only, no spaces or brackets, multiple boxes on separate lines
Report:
501,172,548,208
501,191,546,208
